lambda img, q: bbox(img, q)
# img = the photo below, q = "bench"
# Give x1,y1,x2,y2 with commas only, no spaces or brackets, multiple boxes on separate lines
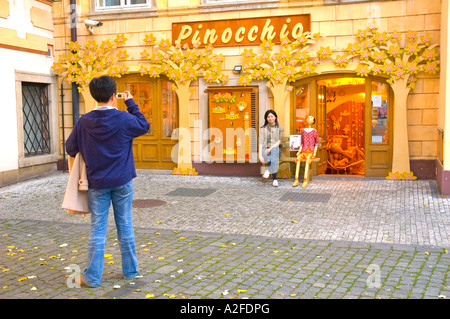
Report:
261,137,320,182
279,155,320,182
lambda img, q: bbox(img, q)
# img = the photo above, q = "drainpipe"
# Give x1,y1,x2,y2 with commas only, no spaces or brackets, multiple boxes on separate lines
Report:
70,0,79,125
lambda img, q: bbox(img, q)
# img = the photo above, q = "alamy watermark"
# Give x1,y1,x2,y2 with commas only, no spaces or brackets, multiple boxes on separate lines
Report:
366,264,381,289
170,120,259,165
66,263,81,288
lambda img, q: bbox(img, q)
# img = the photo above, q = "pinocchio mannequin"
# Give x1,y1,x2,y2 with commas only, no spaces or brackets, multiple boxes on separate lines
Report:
293,115,319,188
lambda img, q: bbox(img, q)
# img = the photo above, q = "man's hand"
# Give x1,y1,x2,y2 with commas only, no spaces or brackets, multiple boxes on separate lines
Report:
124,91,133,101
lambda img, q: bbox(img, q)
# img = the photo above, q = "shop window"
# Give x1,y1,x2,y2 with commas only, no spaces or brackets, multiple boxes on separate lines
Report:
318,77,366,175
161,80,178,139
294,84,310,134
371,81,389,144
22,82,51,157
125,82,154,135
206,87,258,163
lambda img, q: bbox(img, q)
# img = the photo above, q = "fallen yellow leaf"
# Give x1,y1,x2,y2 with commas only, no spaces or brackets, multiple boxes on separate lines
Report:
17,277,28,282
273,250,279,253
236,289,247,293
145,294,155,299
291,220,298,223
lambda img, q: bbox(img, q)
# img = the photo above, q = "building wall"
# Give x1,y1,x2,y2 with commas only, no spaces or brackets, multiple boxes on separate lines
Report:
52,0,443,175
0,0,57,186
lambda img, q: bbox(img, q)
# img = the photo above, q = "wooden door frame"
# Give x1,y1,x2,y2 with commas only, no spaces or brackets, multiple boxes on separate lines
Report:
205,86,259,163
116,74,179,169
364,77,393,176
291,73,393,177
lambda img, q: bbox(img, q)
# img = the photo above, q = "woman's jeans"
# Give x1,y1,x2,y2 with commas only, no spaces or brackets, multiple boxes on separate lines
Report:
262,147,280,176
83,181,138,287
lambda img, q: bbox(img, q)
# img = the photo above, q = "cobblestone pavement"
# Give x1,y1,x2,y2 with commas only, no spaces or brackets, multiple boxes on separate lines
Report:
0,171,449,301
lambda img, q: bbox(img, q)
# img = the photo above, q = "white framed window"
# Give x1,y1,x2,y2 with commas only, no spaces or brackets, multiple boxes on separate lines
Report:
199,0,278,12
96,0,151,11
15,71,58,169
324,0,372,4
204,0,248,2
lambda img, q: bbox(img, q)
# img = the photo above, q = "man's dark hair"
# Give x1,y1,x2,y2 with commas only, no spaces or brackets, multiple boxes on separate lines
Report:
89,76,117,103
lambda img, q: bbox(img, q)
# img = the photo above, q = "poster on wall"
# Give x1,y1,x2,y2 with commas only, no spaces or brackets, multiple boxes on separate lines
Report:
372,95,382,107
289,135,301,151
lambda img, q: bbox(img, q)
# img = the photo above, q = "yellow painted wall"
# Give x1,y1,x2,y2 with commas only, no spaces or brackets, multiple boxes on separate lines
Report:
52,0,443,164
0,0,54,53
440,0,450,170
0,0,9,19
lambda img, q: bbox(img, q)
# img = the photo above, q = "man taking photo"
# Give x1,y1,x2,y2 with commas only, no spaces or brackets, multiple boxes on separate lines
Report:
66,75,150,287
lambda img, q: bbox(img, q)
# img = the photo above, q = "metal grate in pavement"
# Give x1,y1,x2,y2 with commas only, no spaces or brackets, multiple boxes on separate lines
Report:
165,188,217,197
280,192,332,203
132,199,166,208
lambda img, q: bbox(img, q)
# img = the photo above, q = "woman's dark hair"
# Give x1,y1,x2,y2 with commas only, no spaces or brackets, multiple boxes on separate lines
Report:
89,76,117,103
261,109,279,128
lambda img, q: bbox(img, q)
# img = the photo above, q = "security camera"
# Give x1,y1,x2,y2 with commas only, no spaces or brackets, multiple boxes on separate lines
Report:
84,19,103,27
84,19,103,34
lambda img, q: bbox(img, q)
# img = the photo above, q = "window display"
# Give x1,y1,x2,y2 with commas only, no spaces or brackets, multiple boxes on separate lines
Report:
207,87,257,163
318,77,366,175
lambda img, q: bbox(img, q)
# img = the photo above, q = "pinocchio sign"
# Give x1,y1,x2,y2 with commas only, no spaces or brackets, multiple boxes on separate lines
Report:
172,14,311,47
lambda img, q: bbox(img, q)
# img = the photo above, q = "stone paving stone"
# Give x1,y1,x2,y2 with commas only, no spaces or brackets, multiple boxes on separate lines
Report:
0,173,449,301
0,218,449,300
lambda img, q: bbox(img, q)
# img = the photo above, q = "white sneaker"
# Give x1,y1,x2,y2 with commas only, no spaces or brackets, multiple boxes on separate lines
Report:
263,169,270,179
272,180,279,187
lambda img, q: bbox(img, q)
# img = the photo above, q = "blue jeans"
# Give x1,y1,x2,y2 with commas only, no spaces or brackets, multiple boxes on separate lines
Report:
262,147,281,176
83,181,138,287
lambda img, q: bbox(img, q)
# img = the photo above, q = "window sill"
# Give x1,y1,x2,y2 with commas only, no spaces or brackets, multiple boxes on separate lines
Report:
87,7,158,21
199,0,279,13
19,153,58,168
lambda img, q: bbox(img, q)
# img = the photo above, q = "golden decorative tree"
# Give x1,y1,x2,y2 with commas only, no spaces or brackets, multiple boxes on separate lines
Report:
237,32,330,130
333,22,439,178
138,34,229,171
52,34,129,112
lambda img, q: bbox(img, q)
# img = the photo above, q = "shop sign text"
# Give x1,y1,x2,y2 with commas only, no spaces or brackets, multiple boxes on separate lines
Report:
172,14,311,47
